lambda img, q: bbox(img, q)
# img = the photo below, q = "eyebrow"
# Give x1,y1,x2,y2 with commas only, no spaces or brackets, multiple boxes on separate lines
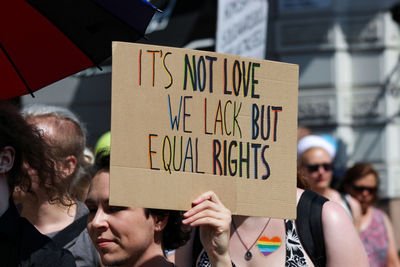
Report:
85,199,95,204
84,198,109,205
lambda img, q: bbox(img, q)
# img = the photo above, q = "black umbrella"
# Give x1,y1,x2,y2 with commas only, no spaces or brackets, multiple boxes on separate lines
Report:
1,0,156,99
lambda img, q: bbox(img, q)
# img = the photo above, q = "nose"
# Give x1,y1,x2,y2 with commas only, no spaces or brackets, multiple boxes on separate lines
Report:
317,165,325,174
90,208,109,231
361,189,370,197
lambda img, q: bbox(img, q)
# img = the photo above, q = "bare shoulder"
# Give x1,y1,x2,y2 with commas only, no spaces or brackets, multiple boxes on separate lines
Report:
347,195,361,209
321,201,369,266
321,200,352,225
295,189,352,222
380,209,394,229
296,188,304,204
347,195,362,218
380,209,390,220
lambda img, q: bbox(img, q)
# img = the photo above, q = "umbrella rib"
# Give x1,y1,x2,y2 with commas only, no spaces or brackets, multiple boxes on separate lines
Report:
0,43,35,98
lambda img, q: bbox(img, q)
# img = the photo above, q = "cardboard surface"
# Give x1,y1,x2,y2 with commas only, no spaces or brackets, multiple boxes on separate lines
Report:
110,42,298,218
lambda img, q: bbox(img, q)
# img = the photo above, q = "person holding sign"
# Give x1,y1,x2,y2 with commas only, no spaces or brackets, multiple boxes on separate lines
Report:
108,42,367,267
86,153,232,267
174,177,368,267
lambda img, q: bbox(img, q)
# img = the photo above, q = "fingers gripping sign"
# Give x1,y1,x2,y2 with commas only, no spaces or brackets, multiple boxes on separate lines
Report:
183,191,232,267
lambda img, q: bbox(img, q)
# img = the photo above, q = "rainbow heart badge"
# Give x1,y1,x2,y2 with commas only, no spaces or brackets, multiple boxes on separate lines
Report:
257,236,281,256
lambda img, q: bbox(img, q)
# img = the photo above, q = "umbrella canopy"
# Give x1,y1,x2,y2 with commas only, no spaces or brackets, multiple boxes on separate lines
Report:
0,0,156,100
140,0,216,51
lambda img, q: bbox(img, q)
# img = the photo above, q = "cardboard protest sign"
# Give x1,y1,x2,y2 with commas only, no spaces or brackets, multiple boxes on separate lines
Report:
110,42,298,218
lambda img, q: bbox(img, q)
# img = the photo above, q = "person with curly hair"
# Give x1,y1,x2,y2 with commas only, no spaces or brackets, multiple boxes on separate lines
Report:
86,153,232,267
173,170,368,267
0,102,76,266
13,104,99,267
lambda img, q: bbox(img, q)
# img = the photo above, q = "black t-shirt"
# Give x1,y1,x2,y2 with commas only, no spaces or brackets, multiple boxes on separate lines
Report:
0,198,76,267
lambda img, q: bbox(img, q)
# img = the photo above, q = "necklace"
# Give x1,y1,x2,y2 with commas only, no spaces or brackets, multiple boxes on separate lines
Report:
231,217,272,261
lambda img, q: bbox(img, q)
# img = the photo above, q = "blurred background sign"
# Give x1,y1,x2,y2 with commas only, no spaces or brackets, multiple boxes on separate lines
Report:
216,0,268,59
279,0,332,12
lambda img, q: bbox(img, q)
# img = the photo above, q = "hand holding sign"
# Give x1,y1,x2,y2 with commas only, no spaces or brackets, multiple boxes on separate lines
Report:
183,191,232,267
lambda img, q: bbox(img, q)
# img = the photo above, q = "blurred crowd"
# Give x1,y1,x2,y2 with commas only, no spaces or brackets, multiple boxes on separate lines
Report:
297,128,400,267
1,101,399,267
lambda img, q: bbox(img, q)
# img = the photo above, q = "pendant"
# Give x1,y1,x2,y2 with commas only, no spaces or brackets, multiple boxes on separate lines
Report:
245,251,252,261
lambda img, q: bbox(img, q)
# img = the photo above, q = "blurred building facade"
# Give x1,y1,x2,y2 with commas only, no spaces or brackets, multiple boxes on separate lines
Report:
267,0,400,244
22,0,400,244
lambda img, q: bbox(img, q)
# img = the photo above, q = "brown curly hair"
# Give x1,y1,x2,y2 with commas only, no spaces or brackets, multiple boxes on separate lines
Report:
144,208,192,251
0,102,68,205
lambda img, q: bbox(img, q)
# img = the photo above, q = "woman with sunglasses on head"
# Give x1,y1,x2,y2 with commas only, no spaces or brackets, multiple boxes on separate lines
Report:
341,163,400,267
297,135,362,231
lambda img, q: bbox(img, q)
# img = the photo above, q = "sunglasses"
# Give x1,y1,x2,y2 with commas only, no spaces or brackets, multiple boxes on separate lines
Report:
305,163,333,173
352,185,377,194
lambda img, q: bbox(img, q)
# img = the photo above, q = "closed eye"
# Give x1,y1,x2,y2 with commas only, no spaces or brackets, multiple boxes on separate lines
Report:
85,200,97,214
87,205,97,214
108,206,127,213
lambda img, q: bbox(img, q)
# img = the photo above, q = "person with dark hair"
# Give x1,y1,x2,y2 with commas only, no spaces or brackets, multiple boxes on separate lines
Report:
341,163,400,267
86,153,232,267
0,102,76,266
13,104,99,266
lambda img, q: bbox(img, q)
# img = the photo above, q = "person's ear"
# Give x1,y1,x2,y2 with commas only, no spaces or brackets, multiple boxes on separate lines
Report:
154,214,169,232
0,146,15,174
62,155,77,177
